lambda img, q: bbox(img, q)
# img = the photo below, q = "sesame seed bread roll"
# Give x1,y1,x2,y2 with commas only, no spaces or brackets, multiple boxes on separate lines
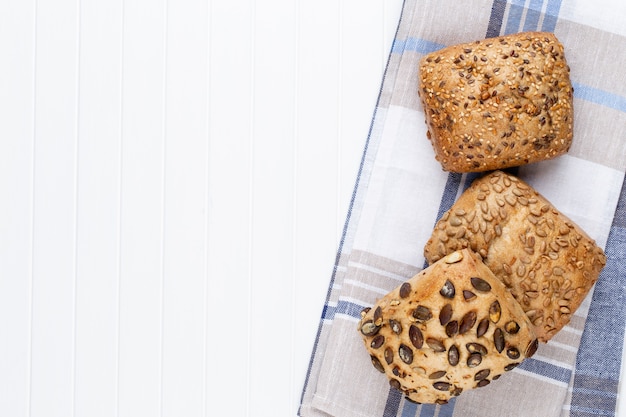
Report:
423,171,607,342
418,32,573,172
358,249,538,405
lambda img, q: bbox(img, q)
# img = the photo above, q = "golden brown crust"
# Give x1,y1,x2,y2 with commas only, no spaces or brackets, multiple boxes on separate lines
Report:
418,32,573,172
423,171,607,341
358,249,538,404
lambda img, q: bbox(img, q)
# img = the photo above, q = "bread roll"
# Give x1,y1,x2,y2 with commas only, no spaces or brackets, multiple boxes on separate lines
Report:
418,32,573,172
423,171,606,341
358,249,538,405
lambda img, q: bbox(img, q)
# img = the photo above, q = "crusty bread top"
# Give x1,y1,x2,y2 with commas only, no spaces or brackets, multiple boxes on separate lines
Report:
359,249,538,405
418,32,573,172
423,171,606,341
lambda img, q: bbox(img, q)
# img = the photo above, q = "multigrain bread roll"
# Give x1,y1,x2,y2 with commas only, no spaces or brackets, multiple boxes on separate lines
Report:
423,171,607,341
418,32,573,172
358,249,538,405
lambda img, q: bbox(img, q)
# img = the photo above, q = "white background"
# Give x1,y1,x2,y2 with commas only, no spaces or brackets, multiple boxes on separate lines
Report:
1,1,623,417
0,1,403,416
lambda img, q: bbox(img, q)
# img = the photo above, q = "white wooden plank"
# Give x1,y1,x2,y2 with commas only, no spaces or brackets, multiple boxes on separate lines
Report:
248,0,297,415
160,0,208,416
291,0,342,413
72,1,122,416
206,2,254,416
292,0,404,413
339,0,389,224
29,1,79,416
0,2,36,416
117,1,166,416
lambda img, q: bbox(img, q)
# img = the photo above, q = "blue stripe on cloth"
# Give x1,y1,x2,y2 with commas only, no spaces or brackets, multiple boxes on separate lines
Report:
418,404,436,417
570,174,626,417
573,82,626,113
434,173,463,223
542,0,563,32
384,388,403,417
391,37,445,55
504,0,525,35
517,358,572,384
522,0,543,31
486,0,507,37
437,398,456,417
400,399,418,417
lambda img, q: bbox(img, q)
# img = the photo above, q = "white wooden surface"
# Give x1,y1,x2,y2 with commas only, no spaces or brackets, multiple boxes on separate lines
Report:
0,1,403,416
2,2,624,417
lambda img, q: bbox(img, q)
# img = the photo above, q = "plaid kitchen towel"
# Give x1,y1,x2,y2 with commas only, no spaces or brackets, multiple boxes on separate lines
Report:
299,0,626,416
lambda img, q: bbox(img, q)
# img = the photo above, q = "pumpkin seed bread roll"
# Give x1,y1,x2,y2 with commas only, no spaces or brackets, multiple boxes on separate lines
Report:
358,249,538,405
418,32,573,172
424,171,607,341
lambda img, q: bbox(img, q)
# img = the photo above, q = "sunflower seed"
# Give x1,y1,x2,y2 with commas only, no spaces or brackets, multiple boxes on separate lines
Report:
449,216,462,227
445,251,464,264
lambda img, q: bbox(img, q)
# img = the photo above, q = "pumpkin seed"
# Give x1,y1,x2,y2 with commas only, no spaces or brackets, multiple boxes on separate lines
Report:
439,303,453,325
399,282,412,298
399,344,414,364
360,320,380,336
440,279,456,298
409,324,424,349
489,300,502,323
471,277,492,292
371,335,384,349
494,328,505,353
389,319,402,335
459,310,477,334
448,344,459,366
370,355,385,373
413,305,432,322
